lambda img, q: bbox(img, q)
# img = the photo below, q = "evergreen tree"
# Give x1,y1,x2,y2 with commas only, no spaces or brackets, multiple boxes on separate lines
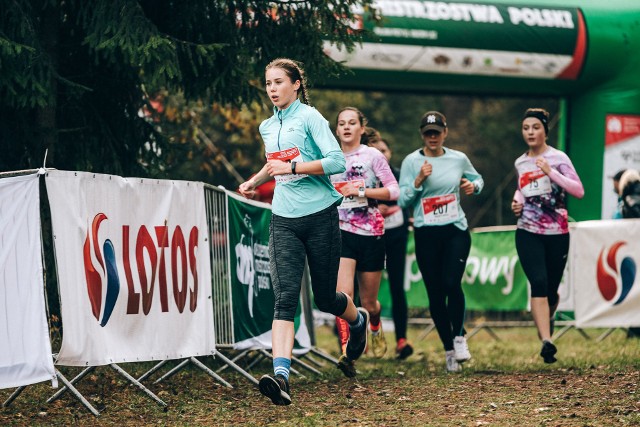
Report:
0,0,375,175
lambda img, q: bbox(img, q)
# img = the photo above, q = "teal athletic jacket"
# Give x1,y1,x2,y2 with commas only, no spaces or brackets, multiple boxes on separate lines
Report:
259,99,346,218
398,147,483,230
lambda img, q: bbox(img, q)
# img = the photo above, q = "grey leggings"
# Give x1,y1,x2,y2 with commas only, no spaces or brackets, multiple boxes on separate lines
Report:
269,204,348,321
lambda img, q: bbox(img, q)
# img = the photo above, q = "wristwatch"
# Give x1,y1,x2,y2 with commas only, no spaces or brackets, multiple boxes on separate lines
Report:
358,186,366,198
291,161,297,175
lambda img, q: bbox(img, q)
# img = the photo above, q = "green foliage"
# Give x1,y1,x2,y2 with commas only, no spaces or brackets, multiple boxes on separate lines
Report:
0,0,375,175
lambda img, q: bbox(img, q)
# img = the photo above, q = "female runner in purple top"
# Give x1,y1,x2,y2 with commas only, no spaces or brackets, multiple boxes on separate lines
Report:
511,108,584,364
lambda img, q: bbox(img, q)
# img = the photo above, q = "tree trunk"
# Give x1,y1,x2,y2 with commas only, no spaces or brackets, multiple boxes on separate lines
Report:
35,2,59,168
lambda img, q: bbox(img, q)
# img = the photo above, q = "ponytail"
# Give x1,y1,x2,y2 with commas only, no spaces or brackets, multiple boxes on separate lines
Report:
265,58,311,106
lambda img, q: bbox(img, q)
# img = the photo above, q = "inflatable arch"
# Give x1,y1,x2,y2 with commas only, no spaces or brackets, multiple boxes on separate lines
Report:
324,0,640,220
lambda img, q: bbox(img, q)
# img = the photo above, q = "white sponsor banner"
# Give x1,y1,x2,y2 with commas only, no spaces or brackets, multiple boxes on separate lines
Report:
572,219,640,328
0,173,57,389
45,171,215,366
323,42,573,79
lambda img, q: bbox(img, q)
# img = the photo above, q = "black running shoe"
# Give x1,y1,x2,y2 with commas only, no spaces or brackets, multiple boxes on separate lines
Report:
337,354,357,378
258,374,291,405
395,340,414,361
346,307,369,361
540,340,557,364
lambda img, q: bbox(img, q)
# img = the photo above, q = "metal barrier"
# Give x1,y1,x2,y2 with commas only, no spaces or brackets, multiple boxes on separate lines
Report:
204,184,234,346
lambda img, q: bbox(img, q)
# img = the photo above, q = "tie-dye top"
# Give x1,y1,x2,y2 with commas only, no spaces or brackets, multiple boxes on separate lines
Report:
330,144,399,236
514,146,584,235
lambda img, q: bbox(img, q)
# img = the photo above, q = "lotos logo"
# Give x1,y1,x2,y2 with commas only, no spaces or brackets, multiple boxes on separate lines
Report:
83,213,120,327
596,241,636,305
83,213,201,326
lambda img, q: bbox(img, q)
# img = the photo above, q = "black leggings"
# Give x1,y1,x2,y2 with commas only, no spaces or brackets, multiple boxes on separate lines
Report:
515,229,569,307
384,226,409,341
269,204,347,322
414,224,471,351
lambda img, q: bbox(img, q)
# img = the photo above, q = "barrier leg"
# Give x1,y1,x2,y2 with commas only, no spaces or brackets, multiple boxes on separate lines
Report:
216,349,252,374
467,324,500,341
153,359,190,384
553,324,591,341
291,355,323,376
55,370,100,416
417,323,436,341
189,357,233,388
300,352,326,368
47,366,95,403
214,351,258,385
309,346,339,365
137,359,170,383
110,364,166,408
245,350,268,371
596,327,618,342
2,386,26,408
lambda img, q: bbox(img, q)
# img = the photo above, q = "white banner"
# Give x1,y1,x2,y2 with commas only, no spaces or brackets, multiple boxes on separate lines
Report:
46,171,215,366
572,219,640,327
0,173,56,389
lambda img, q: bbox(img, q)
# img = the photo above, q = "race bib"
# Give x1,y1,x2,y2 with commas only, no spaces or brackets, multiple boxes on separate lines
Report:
519,169,551,197
334,179,367,209
266,147,307,183
421,193,458,225
384,207,404,229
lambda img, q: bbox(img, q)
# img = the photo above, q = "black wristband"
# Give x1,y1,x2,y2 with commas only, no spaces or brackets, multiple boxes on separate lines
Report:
291,161,297,174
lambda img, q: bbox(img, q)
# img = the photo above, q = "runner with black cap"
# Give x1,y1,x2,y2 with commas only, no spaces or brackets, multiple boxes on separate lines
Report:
398,111,484,372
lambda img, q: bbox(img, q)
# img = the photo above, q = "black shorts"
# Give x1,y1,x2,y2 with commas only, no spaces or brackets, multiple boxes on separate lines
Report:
340,230,385,272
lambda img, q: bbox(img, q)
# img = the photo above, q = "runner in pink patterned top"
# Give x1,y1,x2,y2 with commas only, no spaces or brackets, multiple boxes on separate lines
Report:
511,107,584,365
330,108,399,377
513,146,584,235
332,143,399,236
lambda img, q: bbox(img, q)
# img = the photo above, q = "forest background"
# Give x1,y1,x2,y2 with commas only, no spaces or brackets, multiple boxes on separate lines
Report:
1,0,561,229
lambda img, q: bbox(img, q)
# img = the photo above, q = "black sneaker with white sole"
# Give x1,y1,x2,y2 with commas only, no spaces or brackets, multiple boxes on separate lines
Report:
258,374,291,405
346,307,369,362
540,340,557,364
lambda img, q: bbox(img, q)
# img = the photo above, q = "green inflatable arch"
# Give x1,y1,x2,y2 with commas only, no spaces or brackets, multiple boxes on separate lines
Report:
325,0,640,220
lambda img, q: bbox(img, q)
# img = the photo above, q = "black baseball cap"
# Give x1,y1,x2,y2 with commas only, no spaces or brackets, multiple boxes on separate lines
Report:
611,169,627,181
420,111,447,133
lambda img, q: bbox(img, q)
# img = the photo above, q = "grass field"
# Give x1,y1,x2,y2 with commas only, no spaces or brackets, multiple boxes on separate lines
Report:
1,324,638,426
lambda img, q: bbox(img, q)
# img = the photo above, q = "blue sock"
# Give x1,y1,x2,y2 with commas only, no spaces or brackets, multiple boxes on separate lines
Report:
348,311,364,331
273,357,291,381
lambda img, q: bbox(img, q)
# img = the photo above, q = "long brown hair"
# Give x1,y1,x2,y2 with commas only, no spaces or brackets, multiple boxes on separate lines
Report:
265,58,310,105
336,107,377,145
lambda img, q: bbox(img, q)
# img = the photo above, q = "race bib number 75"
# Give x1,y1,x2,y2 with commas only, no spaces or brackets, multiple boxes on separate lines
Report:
519,170,551,197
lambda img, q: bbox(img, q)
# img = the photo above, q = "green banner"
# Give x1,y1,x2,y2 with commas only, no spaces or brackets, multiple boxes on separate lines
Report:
227,193,308,350
362,1,582,54
379,227,529,315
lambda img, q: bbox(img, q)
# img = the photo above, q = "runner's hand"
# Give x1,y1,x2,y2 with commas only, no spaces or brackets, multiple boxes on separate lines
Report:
511,199,523,217
460,178,474,195
238,179,257,199
266,159,292,176
535,157,551,175
415,160,432,187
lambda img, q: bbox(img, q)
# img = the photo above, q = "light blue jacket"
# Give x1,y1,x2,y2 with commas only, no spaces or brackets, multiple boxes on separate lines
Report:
259,99,345,217
398,147,483,230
